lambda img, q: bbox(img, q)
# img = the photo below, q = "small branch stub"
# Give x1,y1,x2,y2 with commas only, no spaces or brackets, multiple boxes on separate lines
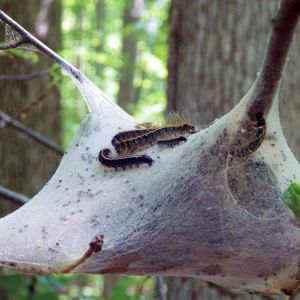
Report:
60,235,104,274
89,234,104,253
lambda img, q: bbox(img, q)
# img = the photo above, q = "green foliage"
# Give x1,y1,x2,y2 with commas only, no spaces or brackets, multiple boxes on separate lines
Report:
110,276,155,300
0,48,39,63
0,272,104,300
282,182,300,218
60,0,170,147
0,272,156,300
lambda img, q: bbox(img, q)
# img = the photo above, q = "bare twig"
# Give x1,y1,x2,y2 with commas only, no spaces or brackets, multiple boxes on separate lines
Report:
156,276,167,300
0,186,29,206
0,70,49,81
0,10,81,81
0,110,64,156
248,0,300,120
16,83,55,119
60,235,104,273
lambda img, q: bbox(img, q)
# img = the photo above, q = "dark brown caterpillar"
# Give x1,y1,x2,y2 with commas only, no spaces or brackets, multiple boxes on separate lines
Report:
157,136,187,148
112,129,151,147
231,112,266,158
98,148,154,170
112,124,196,155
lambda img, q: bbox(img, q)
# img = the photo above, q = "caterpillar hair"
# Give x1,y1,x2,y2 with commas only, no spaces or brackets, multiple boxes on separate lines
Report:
164,112,194,127
157,136,187,148
134,122,159,129
98,148,154,170
112,124,196,155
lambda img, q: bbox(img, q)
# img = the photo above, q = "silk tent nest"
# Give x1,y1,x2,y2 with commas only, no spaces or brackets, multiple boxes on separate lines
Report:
0,1,300,296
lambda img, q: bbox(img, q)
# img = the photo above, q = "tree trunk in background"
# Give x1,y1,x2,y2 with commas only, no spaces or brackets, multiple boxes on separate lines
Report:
0,0,61,215
117,0,145,113
166,0,300,299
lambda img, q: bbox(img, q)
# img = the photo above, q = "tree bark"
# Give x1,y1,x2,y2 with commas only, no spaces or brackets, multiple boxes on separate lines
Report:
0,0,61,214
166,0,300,299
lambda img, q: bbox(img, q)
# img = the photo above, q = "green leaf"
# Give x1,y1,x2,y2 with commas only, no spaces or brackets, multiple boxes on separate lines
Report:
5,48,39,63
282,182,300,218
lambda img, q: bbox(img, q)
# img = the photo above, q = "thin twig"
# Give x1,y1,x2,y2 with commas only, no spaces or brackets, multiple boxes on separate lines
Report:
16,83,55,119
0,70,49,81
0,186,29,206
156,276,167,300
248,0,300,120
60,235,104,273
0,10,82,81
0,110,64,156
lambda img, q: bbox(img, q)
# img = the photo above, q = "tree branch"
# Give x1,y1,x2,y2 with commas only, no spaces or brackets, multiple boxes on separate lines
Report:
16,83,55,119
0,186,29,206
0,10,82,81
248,0,300,120
60,235,104,274
0,110,64,156
0,70,49,81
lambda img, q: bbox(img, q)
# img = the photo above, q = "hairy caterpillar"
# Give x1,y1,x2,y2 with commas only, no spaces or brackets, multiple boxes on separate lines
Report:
98,148,154,170
112,129,151,147
231,112,266,158
243,112,266,153
112,124,196,155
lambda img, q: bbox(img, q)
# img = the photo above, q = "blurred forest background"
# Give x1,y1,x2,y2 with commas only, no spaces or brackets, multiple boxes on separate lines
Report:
0,0,300,299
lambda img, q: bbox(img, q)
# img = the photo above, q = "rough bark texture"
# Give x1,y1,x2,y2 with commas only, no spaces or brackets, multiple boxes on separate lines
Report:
166,0,300,299
0,0,61,216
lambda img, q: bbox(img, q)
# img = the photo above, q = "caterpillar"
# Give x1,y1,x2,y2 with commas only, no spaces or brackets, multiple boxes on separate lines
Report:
112,124,196,155
112,129,151,147
231,112,266,158
242,112,266,154
98,148,154,170
157,136,187,148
